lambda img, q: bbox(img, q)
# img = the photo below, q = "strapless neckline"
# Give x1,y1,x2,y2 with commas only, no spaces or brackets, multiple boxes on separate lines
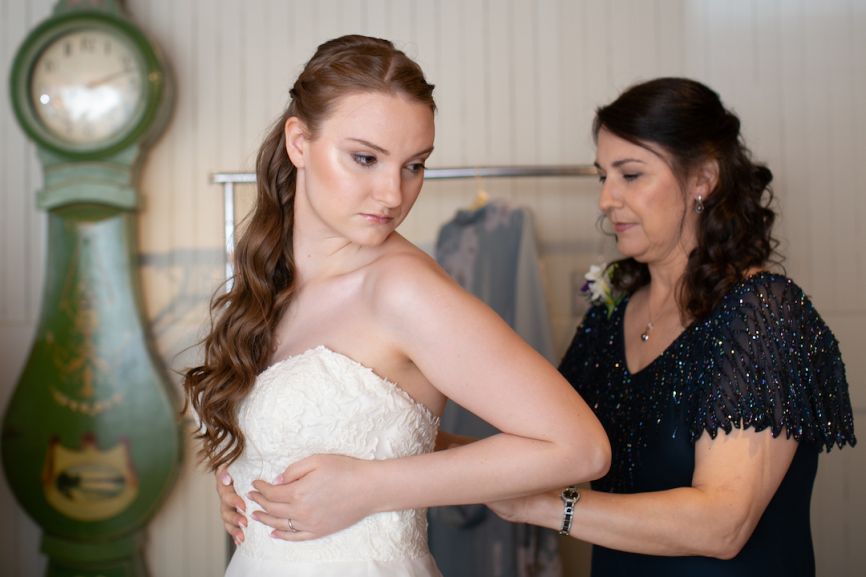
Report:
262,345,437,421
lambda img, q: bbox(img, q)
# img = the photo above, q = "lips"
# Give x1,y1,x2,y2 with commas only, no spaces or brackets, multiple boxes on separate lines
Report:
361,213,395,225
612,222,635,234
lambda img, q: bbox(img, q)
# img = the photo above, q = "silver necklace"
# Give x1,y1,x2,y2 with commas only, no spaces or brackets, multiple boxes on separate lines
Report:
640,297,657,343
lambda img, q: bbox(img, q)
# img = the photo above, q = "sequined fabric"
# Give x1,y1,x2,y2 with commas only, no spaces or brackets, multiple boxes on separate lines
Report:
559,272,856,493
560,273,856,575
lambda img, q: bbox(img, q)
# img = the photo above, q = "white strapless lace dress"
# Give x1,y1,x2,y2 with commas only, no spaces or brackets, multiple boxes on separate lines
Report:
225,346,442,577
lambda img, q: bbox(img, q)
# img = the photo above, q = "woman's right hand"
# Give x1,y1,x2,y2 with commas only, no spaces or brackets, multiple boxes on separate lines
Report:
216,468,248,545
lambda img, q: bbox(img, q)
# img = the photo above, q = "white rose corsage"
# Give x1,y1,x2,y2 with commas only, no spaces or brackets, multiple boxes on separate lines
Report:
581,262,623,317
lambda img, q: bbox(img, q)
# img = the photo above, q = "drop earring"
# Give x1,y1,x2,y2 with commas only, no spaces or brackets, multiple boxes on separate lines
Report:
695,195,704,214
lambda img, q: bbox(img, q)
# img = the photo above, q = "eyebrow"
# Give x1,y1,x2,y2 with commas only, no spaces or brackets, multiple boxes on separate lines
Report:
347,138,435,158
348,138,389,154
594,158,647,170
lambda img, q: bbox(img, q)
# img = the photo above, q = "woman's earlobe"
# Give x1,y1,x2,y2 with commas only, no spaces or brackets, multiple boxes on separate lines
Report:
697,158,720,198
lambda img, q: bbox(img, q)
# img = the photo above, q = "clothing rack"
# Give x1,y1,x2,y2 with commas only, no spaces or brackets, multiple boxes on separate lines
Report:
212,164,597,283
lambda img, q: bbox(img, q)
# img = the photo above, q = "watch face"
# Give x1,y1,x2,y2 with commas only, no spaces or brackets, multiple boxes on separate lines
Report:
29,28,145,146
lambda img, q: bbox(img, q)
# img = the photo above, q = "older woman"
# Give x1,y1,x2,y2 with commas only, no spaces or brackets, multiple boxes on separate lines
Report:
488,77,856,577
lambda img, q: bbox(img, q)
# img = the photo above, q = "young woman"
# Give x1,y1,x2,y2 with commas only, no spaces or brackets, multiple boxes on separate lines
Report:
184,35,610,577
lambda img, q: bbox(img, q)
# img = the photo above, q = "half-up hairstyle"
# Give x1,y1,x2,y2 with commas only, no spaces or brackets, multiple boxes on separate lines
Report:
183,35,435,470
593,77,779,321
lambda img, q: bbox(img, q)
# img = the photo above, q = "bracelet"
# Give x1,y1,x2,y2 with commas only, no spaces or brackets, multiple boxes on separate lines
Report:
559,485,580,536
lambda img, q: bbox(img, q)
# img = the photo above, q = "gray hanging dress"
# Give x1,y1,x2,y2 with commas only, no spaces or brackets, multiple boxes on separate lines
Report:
430,200,561,577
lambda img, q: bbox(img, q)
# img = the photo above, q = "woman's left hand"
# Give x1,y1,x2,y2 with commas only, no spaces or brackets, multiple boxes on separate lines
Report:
248,454,375,541
486,488,561,527
486,495,530,524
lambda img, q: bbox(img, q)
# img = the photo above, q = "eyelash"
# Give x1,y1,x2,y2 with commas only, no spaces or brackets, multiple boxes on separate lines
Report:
353,153,426,175
597,173,640,184
352,153,376,167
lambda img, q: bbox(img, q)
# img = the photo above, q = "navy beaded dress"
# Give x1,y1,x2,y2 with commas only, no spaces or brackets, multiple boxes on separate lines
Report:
559,272,856,577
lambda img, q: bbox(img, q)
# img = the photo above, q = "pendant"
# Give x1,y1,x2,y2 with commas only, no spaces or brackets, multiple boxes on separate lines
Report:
640,321,653,342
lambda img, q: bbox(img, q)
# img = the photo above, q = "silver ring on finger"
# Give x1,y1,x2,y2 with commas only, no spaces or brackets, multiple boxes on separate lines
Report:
287,517,299,533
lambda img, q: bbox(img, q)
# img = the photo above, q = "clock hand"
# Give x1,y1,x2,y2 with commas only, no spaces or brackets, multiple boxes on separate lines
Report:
86,68,134,88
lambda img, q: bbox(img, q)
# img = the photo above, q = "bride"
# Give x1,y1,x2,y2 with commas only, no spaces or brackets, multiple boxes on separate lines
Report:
183,34,610,577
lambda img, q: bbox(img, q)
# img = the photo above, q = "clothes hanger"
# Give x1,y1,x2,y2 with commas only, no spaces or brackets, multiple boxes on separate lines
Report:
467,174,490,211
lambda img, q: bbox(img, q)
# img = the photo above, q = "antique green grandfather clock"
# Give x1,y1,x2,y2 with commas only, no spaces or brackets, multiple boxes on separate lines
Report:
2,0,181,576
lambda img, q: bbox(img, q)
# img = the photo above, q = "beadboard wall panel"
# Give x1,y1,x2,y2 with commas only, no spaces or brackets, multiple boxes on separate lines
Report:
0,2,58,576
1,1,863,576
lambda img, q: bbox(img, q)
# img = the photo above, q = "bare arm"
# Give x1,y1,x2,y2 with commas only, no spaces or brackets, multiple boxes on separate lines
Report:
366,257,609,506
489,426,797,559
251,255,610,538
217,428,474,543
435,430,476,451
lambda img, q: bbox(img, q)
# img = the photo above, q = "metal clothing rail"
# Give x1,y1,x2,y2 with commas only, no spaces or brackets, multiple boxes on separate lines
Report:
213,164,597,283
212,164,596,184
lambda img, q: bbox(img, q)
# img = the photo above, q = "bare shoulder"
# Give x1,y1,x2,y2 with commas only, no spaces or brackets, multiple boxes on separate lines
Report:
359,234,476,324
372,240,453,300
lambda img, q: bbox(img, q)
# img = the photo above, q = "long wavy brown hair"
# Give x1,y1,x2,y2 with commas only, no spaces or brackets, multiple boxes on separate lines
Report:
183,35,436,471
593,77,780,322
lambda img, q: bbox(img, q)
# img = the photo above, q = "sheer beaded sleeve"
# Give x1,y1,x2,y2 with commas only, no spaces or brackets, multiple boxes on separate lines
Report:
689,274,856,451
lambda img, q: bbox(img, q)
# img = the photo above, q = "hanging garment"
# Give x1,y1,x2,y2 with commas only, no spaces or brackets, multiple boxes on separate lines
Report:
431,200,561,577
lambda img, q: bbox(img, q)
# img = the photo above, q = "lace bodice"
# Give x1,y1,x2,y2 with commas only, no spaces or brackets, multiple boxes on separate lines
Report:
227,346,440,564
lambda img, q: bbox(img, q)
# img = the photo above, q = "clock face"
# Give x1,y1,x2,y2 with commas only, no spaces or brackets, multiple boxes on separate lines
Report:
29,29,145,146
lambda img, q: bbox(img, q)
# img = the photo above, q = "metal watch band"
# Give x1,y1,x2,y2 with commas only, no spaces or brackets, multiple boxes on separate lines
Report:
559,485,580,536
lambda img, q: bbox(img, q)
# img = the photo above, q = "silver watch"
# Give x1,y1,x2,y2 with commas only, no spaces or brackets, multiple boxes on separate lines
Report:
559,485,580,535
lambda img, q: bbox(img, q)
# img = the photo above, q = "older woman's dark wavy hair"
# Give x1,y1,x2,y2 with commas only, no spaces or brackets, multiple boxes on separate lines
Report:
593,77,779,321
183,35,436,471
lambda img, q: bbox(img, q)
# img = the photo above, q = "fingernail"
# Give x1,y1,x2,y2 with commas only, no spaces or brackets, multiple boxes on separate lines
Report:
221,473,232,485
234,538,240,546
273,474,284,484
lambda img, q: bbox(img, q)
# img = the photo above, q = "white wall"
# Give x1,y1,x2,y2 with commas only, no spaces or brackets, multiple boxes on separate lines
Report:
1,1,864,575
